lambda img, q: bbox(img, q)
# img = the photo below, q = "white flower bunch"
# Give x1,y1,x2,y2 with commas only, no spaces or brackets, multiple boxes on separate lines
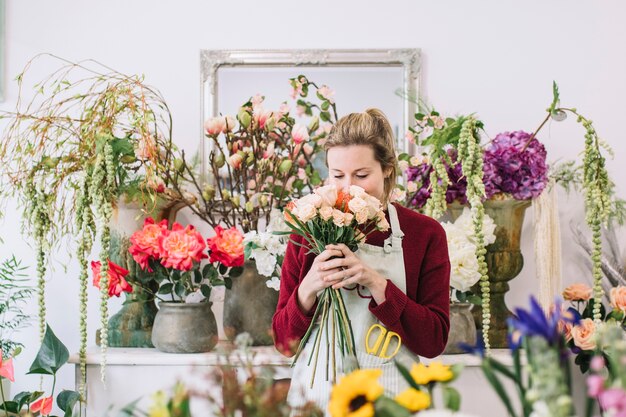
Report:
441,207,496,295
243,228,287,291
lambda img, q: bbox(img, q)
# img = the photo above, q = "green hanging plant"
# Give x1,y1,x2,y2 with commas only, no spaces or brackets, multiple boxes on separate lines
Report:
0,54,183,392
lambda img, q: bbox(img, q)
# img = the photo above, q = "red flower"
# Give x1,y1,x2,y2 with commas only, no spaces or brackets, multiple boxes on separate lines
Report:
91,260,132,298
159,223,207,271
31,395,53,416
0,351,14,382
129,217,168,271
207,226,244,268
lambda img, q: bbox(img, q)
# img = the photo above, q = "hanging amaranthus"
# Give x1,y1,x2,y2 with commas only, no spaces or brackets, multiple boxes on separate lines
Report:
457,117,490,351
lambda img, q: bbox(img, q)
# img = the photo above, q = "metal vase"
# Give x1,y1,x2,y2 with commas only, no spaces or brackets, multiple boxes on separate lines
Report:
223,261,279,346
151,301,219,353
444,303,477,354
449,197,531,348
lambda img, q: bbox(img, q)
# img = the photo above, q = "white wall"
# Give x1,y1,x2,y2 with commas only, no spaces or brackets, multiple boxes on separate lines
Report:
1,0,625,408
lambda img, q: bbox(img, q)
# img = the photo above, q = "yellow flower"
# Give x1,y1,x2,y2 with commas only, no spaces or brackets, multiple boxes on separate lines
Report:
395,388,431,412
427,361,453,382
148,391,171,417
409,363,431,385
329,369,384,417
409,361,453,385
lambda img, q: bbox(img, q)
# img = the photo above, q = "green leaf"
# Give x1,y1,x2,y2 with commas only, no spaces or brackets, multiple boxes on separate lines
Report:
374,396,411,417
443,386,461,411
202,264,212,277
57,390,81,417
481,361,518,417
549,80,560,113
193,269,202,285
229,267,244,278
13,391,34,411
0,401,19,413
218,264,229,276
320,111,331,122
174,282,185,298
310,171,322,186
393,361,420,390
224,277,233,290
200,284,212,299
321,101,330,111
27,325,69,375
158,283,173,294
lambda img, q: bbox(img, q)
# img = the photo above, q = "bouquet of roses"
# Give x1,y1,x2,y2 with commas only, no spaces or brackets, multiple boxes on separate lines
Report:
279,184,390,386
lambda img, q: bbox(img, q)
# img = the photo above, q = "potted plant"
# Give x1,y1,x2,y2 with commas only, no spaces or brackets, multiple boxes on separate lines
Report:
0,54,183,385
109,217,245,353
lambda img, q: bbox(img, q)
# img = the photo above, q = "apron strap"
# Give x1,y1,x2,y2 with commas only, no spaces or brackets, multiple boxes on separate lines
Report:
383,204,404,253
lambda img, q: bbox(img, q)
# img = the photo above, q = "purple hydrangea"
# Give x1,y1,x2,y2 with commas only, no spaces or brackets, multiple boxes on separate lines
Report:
406,148,468,209
483,131,548,200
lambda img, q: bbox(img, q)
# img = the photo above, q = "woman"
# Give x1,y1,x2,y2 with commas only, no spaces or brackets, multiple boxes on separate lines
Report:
272,108,450,413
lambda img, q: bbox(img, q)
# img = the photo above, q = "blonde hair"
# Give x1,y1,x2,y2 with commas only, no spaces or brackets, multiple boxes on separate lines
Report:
324,108,397,205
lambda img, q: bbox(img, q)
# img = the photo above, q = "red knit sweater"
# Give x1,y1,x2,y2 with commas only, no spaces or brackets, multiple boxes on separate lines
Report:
272,203,451,359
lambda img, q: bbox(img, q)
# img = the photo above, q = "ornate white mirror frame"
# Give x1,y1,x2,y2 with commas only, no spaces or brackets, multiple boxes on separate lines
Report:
199,49,421,176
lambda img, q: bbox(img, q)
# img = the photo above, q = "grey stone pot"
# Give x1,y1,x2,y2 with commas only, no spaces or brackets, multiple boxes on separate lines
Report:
151,301,219,353
444,302,477,354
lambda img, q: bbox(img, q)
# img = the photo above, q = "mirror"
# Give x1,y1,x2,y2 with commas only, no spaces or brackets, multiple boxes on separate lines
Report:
200,49,421,175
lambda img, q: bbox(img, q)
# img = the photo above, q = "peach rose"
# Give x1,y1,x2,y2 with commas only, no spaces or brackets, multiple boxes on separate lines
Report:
129,217,168,271
314,184,338,207
570,318,597,351
207,225,244,268
562,283,593,301
610,286,626,313
159,223,208,271
332,209,345,227
91,260,132,298
296,203,317,223
319,206,333,221
355,209,368,224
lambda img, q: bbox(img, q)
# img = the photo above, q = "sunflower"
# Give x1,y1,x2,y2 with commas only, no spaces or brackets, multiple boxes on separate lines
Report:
395,388,431,412
329,369,384,417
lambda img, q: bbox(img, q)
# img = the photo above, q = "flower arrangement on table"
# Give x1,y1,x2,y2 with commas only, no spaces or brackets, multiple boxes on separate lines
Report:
328,360,464,417
561,282,626,373
0,54,184,388
168,76,336,235
243,229,288,291
93,217,245,303
278,184,390,385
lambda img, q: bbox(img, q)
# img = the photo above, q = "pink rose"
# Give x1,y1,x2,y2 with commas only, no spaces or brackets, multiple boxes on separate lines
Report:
207,226,244,268
91,260,132,298
292,124,310,144
610,286,626,313
159,223,208,271
570,318,597,351
129,218,168,271
562,283,592,301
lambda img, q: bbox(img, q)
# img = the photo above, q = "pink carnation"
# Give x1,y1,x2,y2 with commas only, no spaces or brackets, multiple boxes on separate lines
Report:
159,223,208,271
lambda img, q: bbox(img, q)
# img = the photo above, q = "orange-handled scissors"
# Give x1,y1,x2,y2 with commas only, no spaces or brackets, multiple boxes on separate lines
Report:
365,324,402,359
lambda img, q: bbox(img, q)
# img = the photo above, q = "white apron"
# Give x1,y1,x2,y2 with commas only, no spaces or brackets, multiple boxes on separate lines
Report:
287,204,419,415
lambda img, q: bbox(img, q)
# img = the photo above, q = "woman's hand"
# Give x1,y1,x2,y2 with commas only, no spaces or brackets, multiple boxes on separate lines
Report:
321,243,388,305
297,247,345,313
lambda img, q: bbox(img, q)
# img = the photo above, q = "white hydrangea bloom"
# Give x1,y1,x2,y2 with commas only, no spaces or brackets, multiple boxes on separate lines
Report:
265,276,281,291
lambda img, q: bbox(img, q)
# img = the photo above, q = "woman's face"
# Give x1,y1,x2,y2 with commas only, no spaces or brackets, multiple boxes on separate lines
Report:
326,145,388,201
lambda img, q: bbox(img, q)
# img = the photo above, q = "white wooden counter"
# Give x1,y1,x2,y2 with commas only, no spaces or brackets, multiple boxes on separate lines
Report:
69,344,528,417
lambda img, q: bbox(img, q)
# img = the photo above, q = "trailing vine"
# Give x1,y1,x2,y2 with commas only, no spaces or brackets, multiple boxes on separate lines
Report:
457,117,490,351
528,83,613,324
75,174,95,398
